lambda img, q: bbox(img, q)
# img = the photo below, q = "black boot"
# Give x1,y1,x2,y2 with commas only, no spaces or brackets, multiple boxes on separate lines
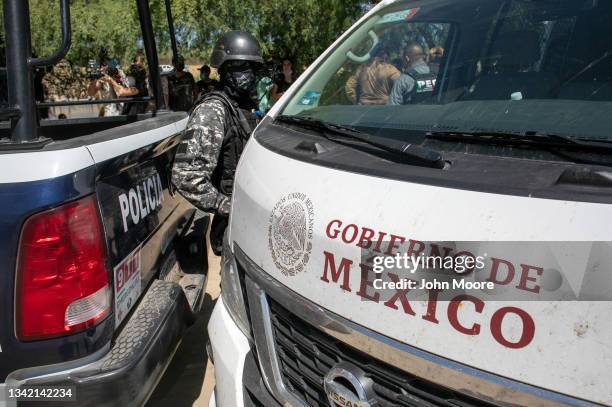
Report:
210,215,228,256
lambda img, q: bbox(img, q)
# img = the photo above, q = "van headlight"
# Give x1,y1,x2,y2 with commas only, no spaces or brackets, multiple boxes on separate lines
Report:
220,234,251,338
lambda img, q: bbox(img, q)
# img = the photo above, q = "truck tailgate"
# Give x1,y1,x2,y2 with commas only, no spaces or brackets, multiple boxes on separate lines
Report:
86,113,189,329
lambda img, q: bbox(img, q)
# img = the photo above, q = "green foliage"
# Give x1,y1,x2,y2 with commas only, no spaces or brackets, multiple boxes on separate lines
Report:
254,0,366,68
22,0,369,68
29,0,142,65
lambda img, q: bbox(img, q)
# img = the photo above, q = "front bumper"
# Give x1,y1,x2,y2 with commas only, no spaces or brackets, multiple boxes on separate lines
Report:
208,296,250,407
5,280,192,407
208,296,280,407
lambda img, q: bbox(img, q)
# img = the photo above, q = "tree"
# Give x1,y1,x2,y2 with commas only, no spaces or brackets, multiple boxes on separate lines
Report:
27,0,143,65
255,0,367,68
19,0,371,68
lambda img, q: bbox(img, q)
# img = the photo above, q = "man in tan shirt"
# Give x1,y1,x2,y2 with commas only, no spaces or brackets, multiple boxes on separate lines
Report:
345,48,401,105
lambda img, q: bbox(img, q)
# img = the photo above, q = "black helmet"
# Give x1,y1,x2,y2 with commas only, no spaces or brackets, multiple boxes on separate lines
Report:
211,31,263,69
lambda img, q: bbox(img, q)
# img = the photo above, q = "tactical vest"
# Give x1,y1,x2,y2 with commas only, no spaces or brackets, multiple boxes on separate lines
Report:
170,73,196,112
203,91,255,197
405,68,437,104
122,78,149,116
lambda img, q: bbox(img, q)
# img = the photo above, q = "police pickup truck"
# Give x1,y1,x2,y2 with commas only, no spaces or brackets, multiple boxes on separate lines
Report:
0,1,206,406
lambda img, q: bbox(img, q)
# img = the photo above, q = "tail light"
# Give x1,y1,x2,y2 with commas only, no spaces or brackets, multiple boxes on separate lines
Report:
16,194,110,341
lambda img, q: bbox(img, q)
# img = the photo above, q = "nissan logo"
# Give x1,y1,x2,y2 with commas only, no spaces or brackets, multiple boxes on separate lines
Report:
323,362,377,407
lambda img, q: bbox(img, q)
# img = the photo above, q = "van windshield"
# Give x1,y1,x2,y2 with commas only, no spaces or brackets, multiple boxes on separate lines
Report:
281,0,612,142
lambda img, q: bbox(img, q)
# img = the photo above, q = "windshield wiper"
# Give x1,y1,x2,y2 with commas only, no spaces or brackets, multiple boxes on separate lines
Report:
276,115,446,169
425,130,612,166
425,131,612,153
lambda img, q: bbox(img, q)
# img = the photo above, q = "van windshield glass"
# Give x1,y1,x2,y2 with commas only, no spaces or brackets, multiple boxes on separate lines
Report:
281,0,612,142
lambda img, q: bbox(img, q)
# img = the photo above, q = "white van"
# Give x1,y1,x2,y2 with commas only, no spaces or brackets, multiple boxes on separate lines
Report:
208,0,612,406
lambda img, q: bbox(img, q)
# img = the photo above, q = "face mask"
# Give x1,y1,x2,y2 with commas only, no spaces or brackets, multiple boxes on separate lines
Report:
228,68,256,93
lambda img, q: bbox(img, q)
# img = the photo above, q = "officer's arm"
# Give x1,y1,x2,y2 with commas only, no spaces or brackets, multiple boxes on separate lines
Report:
171,100,231,216
389,76,416,106
388,76,406,105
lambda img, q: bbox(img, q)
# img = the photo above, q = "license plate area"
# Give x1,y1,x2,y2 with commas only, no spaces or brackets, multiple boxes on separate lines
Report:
113,246,142,327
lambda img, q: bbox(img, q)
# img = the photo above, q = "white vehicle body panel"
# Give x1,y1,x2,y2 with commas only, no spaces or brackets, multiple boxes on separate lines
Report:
208,297,250,407
231,137,612,405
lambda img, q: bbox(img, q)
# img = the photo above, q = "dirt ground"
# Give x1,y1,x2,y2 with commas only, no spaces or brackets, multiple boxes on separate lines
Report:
146,240,221,407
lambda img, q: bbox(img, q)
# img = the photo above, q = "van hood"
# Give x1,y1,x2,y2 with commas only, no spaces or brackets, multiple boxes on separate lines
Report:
231,137,612,405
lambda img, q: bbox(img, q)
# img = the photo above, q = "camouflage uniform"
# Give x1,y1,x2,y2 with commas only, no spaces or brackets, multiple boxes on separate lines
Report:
43,60,89,101
172,30,263,255
171,98,231,216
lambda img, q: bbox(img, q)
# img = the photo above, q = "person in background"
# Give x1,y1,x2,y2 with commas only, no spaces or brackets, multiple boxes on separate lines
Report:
388,42,437,105
172,31,263,255
122,54,149,115
271,58,297,101
345,44,400,105
87,58,138,116
428,46,444,75
196,64,219,96
159,64,174,110
169,55,196,111
97,48,128,84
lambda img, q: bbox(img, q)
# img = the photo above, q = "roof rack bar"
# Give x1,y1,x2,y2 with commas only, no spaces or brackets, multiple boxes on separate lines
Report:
165,0,179,66
28,0,71,68
3,0,37,142
36,97,153,108
137,0,164,112
0,106,21,121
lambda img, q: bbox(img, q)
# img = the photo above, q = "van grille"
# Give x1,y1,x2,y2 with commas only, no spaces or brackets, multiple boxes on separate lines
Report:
268,298,499,407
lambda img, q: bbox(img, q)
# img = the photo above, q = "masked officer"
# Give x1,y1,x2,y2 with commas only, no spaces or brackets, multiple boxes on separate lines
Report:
171,31,263,255
169,55,197,112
